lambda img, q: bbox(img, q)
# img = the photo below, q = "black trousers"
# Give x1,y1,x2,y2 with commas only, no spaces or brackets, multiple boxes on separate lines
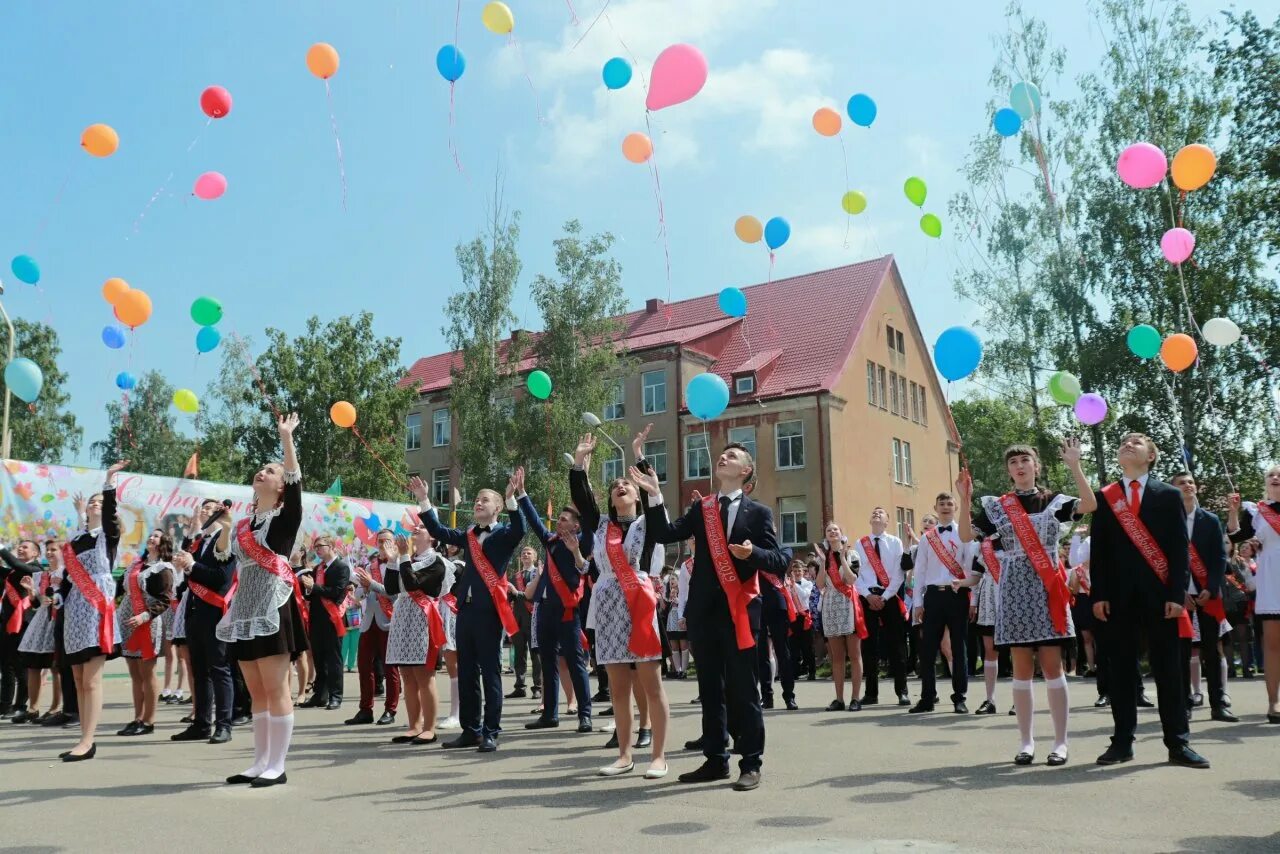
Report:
789,617,815,679
537,615,591,721
757,609,795,702
0,630,28,710
60,660,78,715
860,596,908,699
187,616,233,729
1101,596,1188,750
456,607,503,738
512,607,540,691
917,587,969,703
232,660,251,717
688,601,763,774
1183,608,1226,712
309,616,344,702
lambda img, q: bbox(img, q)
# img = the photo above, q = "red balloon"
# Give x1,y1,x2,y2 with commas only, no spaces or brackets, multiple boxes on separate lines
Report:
200,86,233,119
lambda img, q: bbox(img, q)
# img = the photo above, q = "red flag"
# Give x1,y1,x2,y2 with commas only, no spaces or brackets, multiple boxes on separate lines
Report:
183,451,199,479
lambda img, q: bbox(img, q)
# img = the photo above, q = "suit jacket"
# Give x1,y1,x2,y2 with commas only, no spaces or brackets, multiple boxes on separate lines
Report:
308,557,351,624
181,533,236,625
1090,477,1188,608
1189,506,1227,599
0,548,39,629
516,493,593,625
419,505,526,619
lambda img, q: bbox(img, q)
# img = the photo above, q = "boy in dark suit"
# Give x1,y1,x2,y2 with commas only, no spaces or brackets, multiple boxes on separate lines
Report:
301,535,351,710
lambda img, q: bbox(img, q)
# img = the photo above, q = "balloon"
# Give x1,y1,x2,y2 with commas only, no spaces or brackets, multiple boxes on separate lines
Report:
193,171,227,201
173,389,200,414
734,215,763,244
621,132,653,164
436,44,466,82
1116,142,1167,189
1074,393,1108,426
115,289,152,328
993,108,1022,137
933,326,983,381
1161,227,1195,264
200,86,232,119
329,400,357,428
527,370,553,400
812,107,841,137
1127,324,1162,359
481,1,514,34
1160,333,1198,373
195,326,221,354
904,177,927,207
115,371,137,391
101,325,126,350
190,296,223,326
846,93,877,127
764,217,791,250
841,191,867,215
10,255,40,285
1009,81,1042,119
718,287,747,318
1201,317,1241,347
102,277,130,305
4,358,43,403
306,43,339,79
920,213,942,238
1048,371,1082,406
686,373,729,420
1171,144,1216,192
602,57,632,90
81,124,119,157
645,44,708,112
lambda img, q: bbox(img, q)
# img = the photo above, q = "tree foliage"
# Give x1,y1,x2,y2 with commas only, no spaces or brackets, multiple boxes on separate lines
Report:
0,319,81,463
92,371,191,476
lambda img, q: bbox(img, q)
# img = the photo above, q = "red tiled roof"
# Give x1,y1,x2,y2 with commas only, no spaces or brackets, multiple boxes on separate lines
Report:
732,349,782,375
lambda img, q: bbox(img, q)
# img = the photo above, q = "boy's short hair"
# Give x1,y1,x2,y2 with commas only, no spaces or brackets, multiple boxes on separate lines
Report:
935,491,954,504
723,442,755,483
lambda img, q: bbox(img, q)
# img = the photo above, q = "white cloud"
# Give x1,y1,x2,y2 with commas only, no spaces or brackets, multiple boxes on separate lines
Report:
786,218,900,270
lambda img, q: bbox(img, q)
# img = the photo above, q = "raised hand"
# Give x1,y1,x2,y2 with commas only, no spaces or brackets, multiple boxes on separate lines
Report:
574,433,597,467
354,568,373,589
408,475,429,503
1061,436,1083,467
278,412,300,438
628,465,661,497
72,492,87,517
955,468,973,501
506,466,525,500
172,552,194,573
106,459,131,477
632,423,654,459
395,534,411,557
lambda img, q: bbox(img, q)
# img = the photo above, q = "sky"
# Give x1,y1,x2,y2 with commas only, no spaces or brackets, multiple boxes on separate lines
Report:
0,0,1268,467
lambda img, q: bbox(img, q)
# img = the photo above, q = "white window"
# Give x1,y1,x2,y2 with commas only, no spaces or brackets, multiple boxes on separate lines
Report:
903,441,913,485
602,446,625,482
867,361,877,405
644,439,668,483
405,412,422,451
893,438,903,484
735,375,755,395
776,420,804,470
910,383,921,423
495,396,514,419
896,507,906,540
604,380,625,421
642,370,666,414
877,366,887,410
906,508,915,533
896,329,906,355
431,468,451,507
889,371,900,416
898,376,908,419
779,497,808,546
920,389,928,426
727,425,757,461
685,432,711,480
432,408,450,447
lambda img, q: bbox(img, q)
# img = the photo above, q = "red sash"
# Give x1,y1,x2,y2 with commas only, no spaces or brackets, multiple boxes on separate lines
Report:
314,564,348,638
441,593,458,614
188,578,235,613
1256,501,1280,536
4,575,29,634
369,560,395,621
925,529,967,580
1075,566,1090,594
699,495,761,651
998,494,1070,634
544,545,583,622
1100,482,1169,584
860,536,891,588
407,589,447,669
62,544,115,654
824,550,867,640
762,571,798,622
514,567,535,614
235,517,307,633
605,522,662,658
1177,607,1194,638
123,561,158,660
1188,545,1226,622
465,528,520,636
980,537,1001,584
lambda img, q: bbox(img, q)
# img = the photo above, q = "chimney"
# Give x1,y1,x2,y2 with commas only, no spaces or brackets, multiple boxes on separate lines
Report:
645,298,664,314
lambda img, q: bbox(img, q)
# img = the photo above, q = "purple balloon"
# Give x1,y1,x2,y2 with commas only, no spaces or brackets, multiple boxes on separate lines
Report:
1074,393,1108,426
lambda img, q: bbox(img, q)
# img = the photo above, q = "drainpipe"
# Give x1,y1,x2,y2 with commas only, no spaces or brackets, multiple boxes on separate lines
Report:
815,393,829,525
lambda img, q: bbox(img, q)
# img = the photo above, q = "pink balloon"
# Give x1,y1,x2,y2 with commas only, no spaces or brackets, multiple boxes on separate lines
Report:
1160,227,1195,264
1074,393,1108,426
1116,142,1167,189
646,44,708,112
193,171,227,200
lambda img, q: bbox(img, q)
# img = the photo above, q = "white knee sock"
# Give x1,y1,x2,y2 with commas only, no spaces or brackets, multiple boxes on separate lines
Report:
984,659,998,704
242,711,270,777
261,713,294,779
1190,656,1202,696
1012,678,1034,755
1218,655,1228,693
1045,674,1069,755
673,649,684,672
449,677,459,718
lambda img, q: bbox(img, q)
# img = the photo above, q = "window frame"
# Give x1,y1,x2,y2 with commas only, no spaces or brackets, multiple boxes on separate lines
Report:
726,425,757,461
601,446,625,483
643,438,668,484
734,375,755,395
877,366,888,410
892,438,903,484
889,370,900,416
779,497,808,547
603,380,625,421
642,370,667,415
405,412,422,451
866,360,877,405
775,420,805,471
431,468,451,507
903,440,913,485
432,408,450,447
684,432,711,480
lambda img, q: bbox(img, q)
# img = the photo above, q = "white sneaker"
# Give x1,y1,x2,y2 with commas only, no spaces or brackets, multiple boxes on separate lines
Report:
600,721,616,733
437,716,460,730
597,761,634,777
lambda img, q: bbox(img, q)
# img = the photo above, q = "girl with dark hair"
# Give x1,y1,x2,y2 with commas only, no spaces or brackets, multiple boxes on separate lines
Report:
1226,467,1280,724
117,529,175,737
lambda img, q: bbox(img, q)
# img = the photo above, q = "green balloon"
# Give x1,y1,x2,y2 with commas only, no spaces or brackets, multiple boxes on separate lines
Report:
841,190,867,215
1047,370,1082,406
1126,324,1162,359
190,296,223,327
904,176,927,207
920,213,942,238
527,369,553,400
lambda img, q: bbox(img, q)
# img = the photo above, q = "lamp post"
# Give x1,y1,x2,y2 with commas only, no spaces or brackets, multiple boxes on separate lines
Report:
0,279,13,460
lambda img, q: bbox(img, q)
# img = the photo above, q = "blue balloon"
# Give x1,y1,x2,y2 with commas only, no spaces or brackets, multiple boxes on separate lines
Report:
718,287,747,318
115,371,137,391
10,255,40,285
993,107,1022,137
436,44,466,82
846,93,877,127
687,373,730,421
195,325,222,354
602,57,632,90
4,357,43,403
934,326,984,381
101,325,126,350
764,217,791,250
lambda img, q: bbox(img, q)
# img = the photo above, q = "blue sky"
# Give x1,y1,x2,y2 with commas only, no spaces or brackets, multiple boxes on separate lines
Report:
0,0,1262,467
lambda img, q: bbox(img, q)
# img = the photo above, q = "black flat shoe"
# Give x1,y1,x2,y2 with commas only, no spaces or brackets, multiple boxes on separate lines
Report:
61,744,96,762
1210,709,1239,723
411,735,439,745
180,714,196,724
1096,745,1134,765
1094,696,1110,708
345,710,375,725
477,735,498,753
577,719,593,733
117,720,142,736
250,773,287,788
1014,752,1034,766
603,732,619,749
1168,745,1210,769
391,734,419,744
121,723,154,737
635,728,652,748
974,701,996,715
678,759,731,784
1047,751,1068,767
525,717,560,730
825,700,845,712
860,696,879,706
442,734,482,749
684,737,704,751
376,712,396,725
847,700,862,712
908,701,935,714
785,699,798,710
953,701,968,714
1267,713,1280,724
1137,694,1155,708
209,726,232,744
225,773,258,784
761,696,774,709
171,725,212,742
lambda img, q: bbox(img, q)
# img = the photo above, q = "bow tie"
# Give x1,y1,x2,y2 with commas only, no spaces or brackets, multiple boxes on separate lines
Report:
474,525,491,534
936,525,953,533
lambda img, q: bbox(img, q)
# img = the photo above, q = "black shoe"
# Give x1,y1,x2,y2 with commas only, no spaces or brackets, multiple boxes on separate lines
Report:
975,700,996,715
505,687,527,699
411,734,439,745
635,728,652,748
732,770,761,791
909,701,935,714
684,736,704,751
531,687,541,699
1047,751,1068,767
250,773,288,788
761,696,774,710
1222,694,1233,708
1210,709,1239,723
376,711,396,725
1094,695,1110,708
325,699,342,711
848,700,863,712
477,735,498,753
179,714,196,724
1014,751,1035,766
600,706,614,717
61,744,96,762
1168,745,1210,769
10,708,32,724
577,718,593,734
442,733,482,749
690,695,701,704
785,699,798,711
592,689,610,702
209,726,232,744
127,723,155,737
604,732,619,749
678,759,731,784
230,714,252,727
525,716,560,730
61,714,80,729
860,696,879,706
953,701,968,714
225,773,257,784
42,711,71,727
1137,693,1155,708
825,699,845,712
345,710,375,725
897,693,911,706
170,725,212,742
117,720,142,736
806,674,816,681
1096,744,1135,765
300,696,327,709
1191,692,1204,708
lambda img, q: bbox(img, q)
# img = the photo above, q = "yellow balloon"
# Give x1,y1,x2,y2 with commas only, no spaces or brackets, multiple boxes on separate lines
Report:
173,389,199,414
734,215,763,244
841,190,867,215
1170,144,1216,192
481,1,514,34
81,123,119,158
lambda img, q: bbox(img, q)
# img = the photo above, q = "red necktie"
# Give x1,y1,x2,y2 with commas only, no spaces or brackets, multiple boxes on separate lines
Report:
1128,480,1141,512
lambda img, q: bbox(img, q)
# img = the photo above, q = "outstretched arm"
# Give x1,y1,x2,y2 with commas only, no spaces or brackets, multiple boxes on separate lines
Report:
631,466,698,544
409,475,466,548
569,434,602,533
517,494,553,545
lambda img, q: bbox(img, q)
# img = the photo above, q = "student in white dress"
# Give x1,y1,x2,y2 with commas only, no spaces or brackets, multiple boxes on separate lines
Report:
117,529,176,737
814,523,864,712
383,526,451,745
17,541,64,722
1226,467,1280,724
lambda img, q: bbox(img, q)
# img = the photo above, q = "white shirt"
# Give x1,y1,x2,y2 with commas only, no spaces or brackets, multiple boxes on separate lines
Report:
792,577,813,613
852,532,905,599
1068,534,1091,566
650,489,742,535
356,559,395,631
912,525,974,589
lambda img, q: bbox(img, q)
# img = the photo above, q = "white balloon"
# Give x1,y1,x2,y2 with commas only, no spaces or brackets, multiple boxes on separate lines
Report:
1202,317,1241,347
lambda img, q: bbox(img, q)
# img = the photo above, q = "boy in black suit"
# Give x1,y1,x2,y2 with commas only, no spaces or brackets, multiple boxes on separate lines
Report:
301,536,351,710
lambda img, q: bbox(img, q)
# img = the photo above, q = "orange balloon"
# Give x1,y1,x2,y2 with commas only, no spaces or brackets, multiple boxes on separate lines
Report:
115,289,152,329
307,43,340,80
621,132,653,164
734,215,763,243
330,400,357,429
81,123,119,157
1171,144,1216,192
812,107,841,137
102,277,130,305
1160,333,1198,372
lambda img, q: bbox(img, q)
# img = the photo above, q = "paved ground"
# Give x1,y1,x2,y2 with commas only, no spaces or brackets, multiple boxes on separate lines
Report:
1,662,1277,853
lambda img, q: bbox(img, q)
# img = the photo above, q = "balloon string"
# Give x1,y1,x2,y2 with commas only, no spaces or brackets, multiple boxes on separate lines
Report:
351,426,409,492
565,0,580,25
767,250,775,284
324,80,348,212
228,331,282,422
838,132,851,249
448,82,465,174
602,8,645,90
643,112,672,308
128,119,210,238
570,0,610,52
508,34,545,125
31,163,77,251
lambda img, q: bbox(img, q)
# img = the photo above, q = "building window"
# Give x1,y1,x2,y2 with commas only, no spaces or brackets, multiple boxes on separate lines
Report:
896,329,905,355
431,468,451,507
903,441,913,485
779,497,808,546
906,508,915,534
408,472,420,501
896,507,906,540
886,324,896,359
898,376,908,419
644,439,668,483
877,366,887,410
889,371,900,416
602,446,625,482
893,438,903,484
495,395,515,419
685,433,711,480
735,375,755,395
910,383,921,423
776,420,804,470
866,361,877,405
727,425,757,461
432,408,450,447
642,370,666,414
604,380,625,421
406,412,422,451
920,389,928,426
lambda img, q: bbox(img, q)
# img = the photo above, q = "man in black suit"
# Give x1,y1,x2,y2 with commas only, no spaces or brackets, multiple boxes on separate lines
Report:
756,544,797,712
1090,433,1210,768
638,442,787,792
301,535,350,710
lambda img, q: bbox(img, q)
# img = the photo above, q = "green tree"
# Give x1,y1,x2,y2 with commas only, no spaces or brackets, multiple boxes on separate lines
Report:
91,371,191,476
0,319,82,463
952,397,1069,499
195,334,258,486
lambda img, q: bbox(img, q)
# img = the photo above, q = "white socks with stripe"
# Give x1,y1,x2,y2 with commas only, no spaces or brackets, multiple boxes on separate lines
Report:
1219,655,1228,695
984,659,998,704
1045,674,1069,756
241,711,269,778
1190,656,1202,697
1012,679,1033,756
450,677,460,719
260,713,294,780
